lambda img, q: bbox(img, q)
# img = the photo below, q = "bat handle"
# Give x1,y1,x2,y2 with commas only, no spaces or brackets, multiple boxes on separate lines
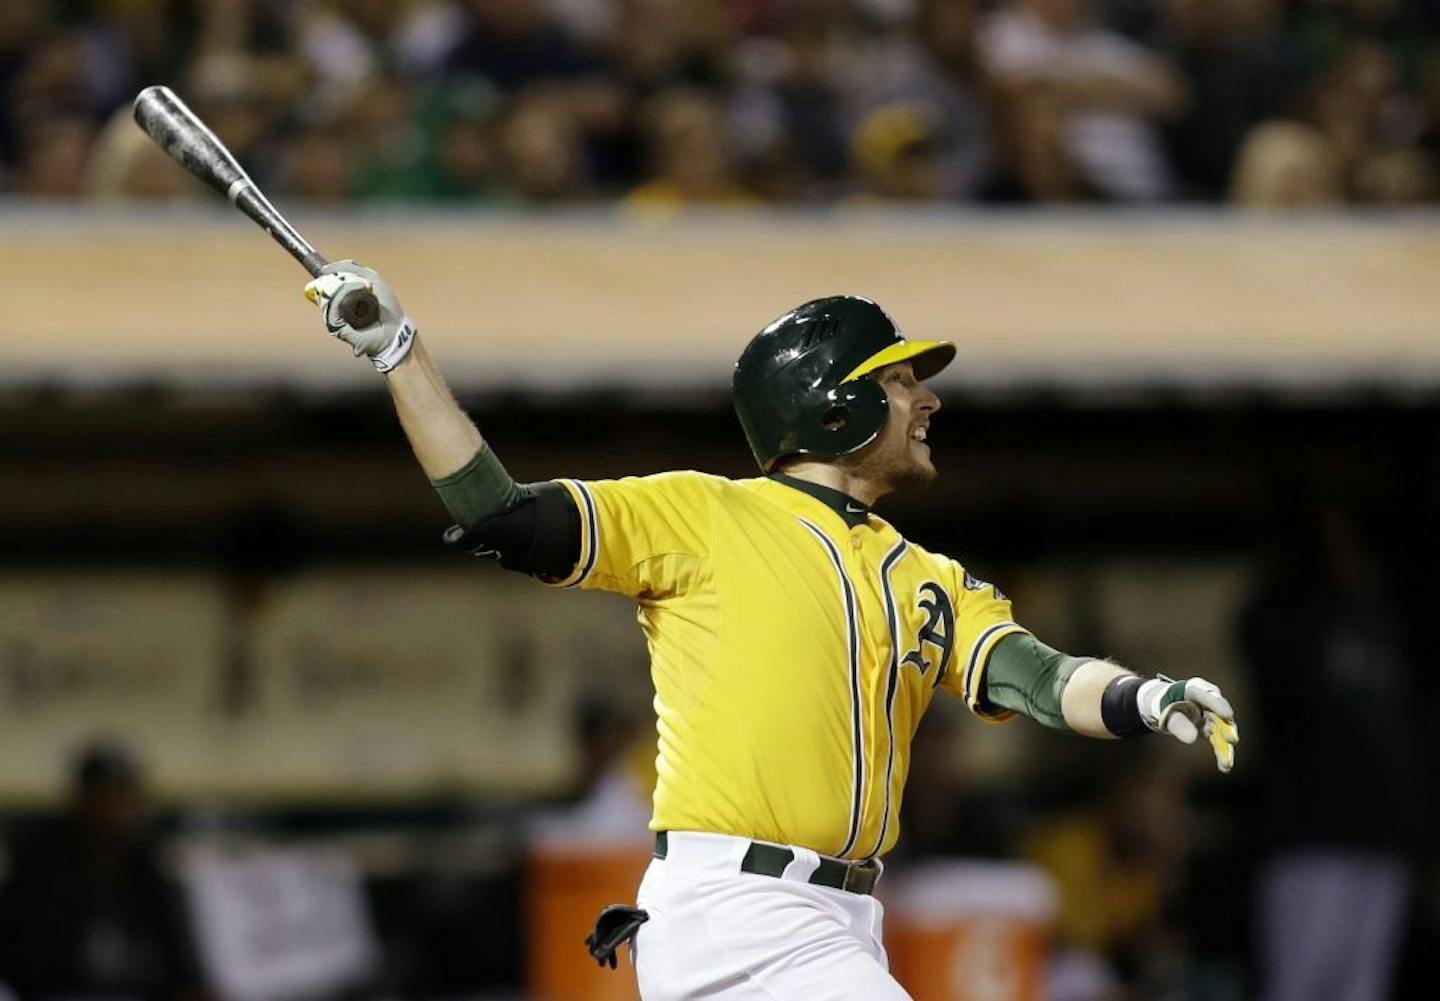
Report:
338,289,380,329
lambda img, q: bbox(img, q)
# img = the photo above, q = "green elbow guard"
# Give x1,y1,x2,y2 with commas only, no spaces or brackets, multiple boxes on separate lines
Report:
431,445,526,527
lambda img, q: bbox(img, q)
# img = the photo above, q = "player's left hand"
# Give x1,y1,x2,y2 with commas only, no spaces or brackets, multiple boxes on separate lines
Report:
1138,676,1239,773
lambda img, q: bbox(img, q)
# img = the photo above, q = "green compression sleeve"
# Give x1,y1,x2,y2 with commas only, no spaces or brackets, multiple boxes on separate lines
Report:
984,633,1090,731
430,445,526,528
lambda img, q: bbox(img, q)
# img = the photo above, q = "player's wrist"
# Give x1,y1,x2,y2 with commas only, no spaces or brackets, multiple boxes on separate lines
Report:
371,318,417,373
1104,675,1188,736
1099,673,1152,736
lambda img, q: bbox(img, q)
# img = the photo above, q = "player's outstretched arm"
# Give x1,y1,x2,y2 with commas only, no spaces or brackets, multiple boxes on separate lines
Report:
985,636,1239,773
305,261,482,478
305,263,579,577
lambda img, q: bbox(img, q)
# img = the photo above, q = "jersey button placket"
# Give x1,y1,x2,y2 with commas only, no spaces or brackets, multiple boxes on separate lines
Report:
846,527,879,856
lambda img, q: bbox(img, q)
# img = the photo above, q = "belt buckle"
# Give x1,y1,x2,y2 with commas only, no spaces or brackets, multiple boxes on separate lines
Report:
842,861,876,894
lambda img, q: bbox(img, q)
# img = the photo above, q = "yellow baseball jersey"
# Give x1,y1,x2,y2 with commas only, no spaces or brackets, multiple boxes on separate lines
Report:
551,471,1028,860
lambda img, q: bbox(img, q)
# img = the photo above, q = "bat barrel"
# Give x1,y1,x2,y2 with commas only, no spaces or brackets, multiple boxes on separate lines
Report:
133,85,244,199
134,85,325,273
132,85,380,329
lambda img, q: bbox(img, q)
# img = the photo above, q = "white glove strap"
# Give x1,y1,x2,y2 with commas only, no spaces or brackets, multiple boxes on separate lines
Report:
1136,677,1174,732
372,318,417,373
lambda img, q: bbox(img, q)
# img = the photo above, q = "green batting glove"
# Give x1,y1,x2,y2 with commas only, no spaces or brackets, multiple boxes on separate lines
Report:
304,260,416,373
1137,675,1240,773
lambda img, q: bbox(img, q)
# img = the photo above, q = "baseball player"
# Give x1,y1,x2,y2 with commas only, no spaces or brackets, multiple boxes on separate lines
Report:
305,263,1239,1001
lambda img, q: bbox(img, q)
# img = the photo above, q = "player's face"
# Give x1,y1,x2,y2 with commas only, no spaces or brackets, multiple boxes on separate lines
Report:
842,360,942,493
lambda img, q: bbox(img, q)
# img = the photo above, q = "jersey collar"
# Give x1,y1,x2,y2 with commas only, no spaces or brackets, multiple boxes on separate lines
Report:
768,473,871,528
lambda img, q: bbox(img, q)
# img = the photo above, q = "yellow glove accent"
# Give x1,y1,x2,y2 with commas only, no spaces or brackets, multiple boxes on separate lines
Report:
1205,714,1239,774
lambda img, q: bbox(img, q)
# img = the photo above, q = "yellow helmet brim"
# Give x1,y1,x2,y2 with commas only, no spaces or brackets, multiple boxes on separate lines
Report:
840,338,956,384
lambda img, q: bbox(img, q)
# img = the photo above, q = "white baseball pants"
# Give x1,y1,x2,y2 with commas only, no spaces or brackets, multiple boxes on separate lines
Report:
632,831,913,1001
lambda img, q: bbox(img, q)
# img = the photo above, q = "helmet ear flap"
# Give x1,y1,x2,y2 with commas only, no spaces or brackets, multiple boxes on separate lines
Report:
765,380,887,470
790,377,889,464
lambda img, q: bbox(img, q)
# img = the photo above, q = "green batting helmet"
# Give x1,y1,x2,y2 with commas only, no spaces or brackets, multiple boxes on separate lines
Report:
733,296,955,472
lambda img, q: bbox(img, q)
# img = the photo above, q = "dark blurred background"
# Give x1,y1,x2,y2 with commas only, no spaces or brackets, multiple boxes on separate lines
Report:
2,2,1439,1001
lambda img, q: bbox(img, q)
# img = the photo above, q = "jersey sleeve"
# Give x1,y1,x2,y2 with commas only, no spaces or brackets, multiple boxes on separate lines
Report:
939,562,1030,723
547,471,714,599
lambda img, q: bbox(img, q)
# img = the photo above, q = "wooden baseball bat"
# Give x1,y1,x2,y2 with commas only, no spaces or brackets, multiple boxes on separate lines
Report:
132,85,379,329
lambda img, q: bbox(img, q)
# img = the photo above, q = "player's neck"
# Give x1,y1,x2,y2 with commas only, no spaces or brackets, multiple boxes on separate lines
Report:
779,460,887,507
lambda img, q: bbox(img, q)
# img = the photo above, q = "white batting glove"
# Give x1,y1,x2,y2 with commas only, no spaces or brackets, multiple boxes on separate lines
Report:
1137,676,1240,773
304,260,416,373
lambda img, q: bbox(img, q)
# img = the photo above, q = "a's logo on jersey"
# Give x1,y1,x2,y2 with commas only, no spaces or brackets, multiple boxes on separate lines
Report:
901,581,955,686
963,570,1006,602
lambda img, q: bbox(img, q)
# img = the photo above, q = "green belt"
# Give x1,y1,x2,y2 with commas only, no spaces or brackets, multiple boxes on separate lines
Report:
653,832,880,896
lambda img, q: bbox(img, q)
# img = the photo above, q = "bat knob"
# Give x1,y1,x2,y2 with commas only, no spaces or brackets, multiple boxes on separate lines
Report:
339,289,380,329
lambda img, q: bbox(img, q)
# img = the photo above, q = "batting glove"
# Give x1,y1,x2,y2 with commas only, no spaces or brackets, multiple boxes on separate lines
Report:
304,260,416,373
1137,676,1240,773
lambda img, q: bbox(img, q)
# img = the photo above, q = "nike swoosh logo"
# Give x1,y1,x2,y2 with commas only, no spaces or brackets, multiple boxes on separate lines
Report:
845,503,866,513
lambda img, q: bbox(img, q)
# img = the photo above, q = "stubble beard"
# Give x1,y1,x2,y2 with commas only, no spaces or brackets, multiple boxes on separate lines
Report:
840,438,937,497
886,459,937,493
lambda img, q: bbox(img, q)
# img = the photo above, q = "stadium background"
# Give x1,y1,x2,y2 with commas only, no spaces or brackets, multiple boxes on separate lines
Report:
2,0,1439,999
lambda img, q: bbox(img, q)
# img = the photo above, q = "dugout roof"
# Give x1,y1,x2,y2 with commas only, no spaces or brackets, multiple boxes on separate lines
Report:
4,208,1438,399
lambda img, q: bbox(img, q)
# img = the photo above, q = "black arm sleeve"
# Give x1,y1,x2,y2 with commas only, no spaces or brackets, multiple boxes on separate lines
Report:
442,481,581,579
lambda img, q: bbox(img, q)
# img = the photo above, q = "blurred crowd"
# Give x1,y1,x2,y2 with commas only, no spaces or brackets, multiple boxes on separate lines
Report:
2,0,1439,208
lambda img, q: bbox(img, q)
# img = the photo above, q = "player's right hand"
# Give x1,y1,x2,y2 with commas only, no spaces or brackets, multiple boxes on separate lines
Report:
1138,675,1239,773
304,260,416,373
